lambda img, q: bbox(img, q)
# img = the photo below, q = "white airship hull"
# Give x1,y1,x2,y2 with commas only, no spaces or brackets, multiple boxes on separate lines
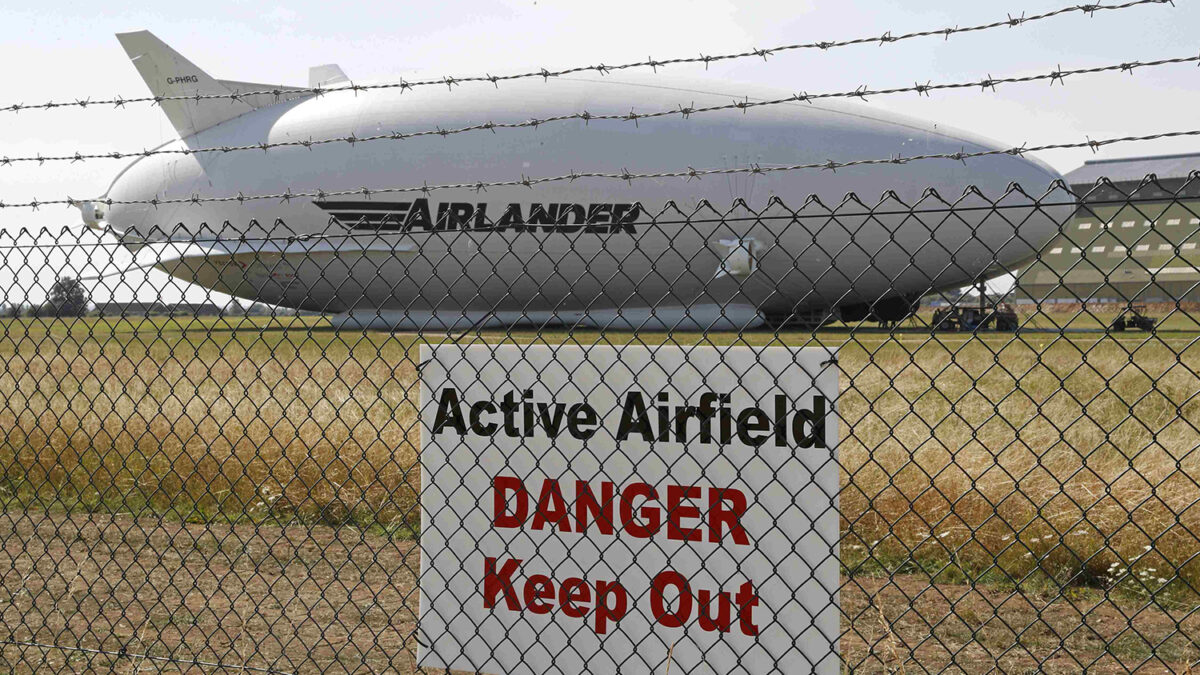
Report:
103,33,1068,329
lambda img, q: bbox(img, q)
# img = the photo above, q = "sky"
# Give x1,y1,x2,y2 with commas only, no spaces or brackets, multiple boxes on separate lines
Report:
0,0,1198,304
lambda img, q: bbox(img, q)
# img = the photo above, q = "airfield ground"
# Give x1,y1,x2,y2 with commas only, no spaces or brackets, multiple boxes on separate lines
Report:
0,310,1198,671
2,512,1199,673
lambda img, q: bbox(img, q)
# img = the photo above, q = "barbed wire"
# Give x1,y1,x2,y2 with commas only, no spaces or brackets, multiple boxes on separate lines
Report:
1,191,1178,251
0,128,1194,211
0,0,1174,115
4,52,1197,168
6,181,1188,245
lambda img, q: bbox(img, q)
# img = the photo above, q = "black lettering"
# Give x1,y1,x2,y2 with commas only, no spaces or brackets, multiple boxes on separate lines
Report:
435,202,451,230
432,388,467,435
537,402,567,436
523,390,535,438
557,204,585,233
318,201,636,235
774,394,788,447
501,390,521,437
617,392,654,442
585,204,613,233
447,202,475,230
496,203,524,231
612,204,641,233
794,396,828,449
472,203,489,229
369,205,411,231
674,405,699,443
657,392,670,442
567,403,599,440
378,207,408,230
403,198,433,231
470,400,498,435
698,392,720,444
528,203,557,230
736,407,771,447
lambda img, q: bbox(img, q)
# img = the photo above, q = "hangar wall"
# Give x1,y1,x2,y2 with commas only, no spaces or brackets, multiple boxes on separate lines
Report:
1016,152,1200,304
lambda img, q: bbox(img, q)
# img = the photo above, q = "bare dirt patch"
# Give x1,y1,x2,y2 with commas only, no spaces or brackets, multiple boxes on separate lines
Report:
1,512,1195,673
842,576,1199,673
0,512,417,674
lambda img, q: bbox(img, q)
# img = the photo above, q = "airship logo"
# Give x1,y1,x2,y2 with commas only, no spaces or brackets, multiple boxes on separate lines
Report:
314,199,641,234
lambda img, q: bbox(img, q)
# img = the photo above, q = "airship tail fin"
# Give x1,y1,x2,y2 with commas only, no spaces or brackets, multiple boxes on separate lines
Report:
116,30,305,139
309,64,349,87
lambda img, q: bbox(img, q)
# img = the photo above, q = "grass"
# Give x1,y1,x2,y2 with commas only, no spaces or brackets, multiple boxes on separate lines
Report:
2,308,1200,606
0,314,422,535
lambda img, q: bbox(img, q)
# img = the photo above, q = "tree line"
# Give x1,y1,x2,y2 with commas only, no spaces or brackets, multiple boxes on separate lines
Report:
3,277,89,318
2,277,290,318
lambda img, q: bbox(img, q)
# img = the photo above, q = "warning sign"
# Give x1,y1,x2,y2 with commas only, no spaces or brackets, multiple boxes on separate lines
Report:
417,344,839,674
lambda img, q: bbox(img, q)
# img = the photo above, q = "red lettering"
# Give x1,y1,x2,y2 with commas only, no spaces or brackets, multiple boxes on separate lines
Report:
595,581,627,635
620,482,660,538
735,581,760,636
667,485,702,542
709,486,750,545
574,480,615,535
490,477,750,546
697,589,733,632
480,558,626,635
492,476,527,529
524,574,555,614
531,479,572,532
650,570,691,628
483,557,522,610
559,577,590,618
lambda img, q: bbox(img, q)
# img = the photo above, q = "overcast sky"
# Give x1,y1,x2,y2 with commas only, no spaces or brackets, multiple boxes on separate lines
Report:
1,0,1198,303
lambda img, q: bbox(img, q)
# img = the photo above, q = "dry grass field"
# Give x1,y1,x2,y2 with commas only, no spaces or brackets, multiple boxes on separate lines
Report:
1,309,1199,671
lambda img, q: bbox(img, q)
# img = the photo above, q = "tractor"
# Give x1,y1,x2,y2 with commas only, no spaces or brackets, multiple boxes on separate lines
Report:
931,300,1020,332
1110,304,1156,332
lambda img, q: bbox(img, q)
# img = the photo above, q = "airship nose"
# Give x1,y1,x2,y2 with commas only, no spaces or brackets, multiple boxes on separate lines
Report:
104,142,211,243
73,200,107,229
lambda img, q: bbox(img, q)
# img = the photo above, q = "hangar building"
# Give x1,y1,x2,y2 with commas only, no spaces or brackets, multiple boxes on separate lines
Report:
1016,152,1200,304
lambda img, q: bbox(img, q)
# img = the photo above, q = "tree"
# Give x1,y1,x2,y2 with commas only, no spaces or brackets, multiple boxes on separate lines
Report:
47,276,89,317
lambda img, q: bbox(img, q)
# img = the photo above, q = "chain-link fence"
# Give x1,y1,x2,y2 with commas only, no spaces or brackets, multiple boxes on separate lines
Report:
2,174,1200,672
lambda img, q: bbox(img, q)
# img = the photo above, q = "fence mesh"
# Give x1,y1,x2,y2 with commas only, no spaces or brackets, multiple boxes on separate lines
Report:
1,174,1200,672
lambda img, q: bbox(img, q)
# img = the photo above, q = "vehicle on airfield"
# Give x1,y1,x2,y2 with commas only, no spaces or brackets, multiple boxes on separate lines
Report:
930,297,1020,332
78,30,1071,330
1110,303,1157,332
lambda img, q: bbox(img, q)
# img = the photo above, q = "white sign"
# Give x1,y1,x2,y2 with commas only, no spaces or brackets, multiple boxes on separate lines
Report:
417,344,839,674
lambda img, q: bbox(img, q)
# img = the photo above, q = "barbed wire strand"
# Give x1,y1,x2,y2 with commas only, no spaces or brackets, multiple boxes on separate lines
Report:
0,197,1087,248
0,0,1174,115
4,191,1184,252
4,52,1197,167
0,128,1194,211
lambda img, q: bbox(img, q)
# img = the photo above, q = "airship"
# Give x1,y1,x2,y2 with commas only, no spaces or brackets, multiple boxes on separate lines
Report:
80,30,1068,330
